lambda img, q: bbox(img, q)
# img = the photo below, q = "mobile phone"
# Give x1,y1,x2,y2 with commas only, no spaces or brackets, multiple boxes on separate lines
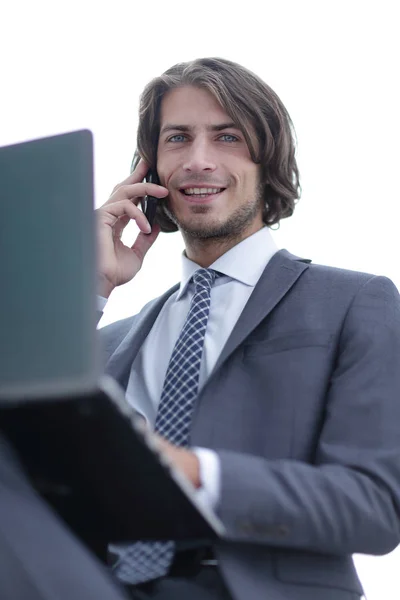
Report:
141,169,160,230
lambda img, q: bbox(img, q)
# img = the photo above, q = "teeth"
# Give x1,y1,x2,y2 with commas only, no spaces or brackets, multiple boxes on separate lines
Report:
183,188,222,195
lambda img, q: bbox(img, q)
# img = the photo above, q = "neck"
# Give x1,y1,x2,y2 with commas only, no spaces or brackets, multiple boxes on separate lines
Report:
182,221,264,268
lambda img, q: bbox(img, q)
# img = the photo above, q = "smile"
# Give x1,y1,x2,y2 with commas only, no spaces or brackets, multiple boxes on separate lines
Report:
182,187,223,196
179,187,226,202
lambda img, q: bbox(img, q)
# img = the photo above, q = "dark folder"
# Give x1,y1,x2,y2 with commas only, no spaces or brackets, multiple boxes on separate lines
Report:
0,376,225,550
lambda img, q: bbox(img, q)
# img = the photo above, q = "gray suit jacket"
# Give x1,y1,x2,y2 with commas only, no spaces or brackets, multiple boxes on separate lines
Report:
100,249,400,600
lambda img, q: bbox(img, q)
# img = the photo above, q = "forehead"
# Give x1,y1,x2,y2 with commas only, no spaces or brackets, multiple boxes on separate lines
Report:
159,86,230,126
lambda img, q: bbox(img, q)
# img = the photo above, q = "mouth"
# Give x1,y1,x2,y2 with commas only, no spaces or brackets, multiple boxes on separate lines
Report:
178,186,226,203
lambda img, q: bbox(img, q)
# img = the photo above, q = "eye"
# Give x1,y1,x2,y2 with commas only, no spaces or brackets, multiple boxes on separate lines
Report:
219,134,239,142
167,134,187,143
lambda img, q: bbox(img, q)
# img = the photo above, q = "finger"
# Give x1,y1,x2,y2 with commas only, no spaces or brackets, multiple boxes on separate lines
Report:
106,183,169,206
113,214,130,238
98,199,153,234
120,182,169,198
131,224,161,262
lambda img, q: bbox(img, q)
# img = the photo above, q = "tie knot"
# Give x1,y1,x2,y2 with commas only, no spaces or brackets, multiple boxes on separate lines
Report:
192,268,220,292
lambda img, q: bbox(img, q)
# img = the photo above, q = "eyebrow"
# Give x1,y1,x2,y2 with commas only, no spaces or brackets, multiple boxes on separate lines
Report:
159,122,239,135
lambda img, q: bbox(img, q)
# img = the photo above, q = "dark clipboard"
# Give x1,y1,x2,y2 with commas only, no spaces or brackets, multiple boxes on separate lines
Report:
0,376,225,555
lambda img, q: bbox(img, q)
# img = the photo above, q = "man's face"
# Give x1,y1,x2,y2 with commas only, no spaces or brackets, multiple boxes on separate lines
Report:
156,86,264,240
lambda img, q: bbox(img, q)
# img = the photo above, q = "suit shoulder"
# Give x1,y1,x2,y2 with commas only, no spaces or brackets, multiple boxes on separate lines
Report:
308,262,394,285
307,261,372,280
305,261,398,292
282,250,378,287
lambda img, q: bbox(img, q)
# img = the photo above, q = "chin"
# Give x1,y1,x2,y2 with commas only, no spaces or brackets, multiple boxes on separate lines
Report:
165,199,261,240
179,215,245,240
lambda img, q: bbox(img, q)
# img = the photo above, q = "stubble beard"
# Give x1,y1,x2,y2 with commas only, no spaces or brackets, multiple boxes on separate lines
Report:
164,184,264,243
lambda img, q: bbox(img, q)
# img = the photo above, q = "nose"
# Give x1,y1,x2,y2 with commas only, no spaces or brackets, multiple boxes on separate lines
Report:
182,137,217,173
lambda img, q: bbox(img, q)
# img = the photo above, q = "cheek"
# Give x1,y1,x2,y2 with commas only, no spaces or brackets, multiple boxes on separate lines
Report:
244,168,260,192
156,165,168,188
232,172,256,196
156,156,174,187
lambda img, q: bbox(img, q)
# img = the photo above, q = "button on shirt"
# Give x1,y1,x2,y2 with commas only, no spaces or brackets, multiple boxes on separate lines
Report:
123,227,279,510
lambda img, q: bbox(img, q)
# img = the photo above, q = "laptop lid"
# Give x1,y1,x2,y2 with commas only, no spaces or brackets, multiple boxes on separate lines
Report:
0,130,100,402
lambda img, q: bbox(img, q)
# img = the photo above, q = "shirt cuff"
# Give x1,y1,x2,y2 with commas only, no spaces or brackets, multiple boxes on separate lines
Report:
192,447,221,511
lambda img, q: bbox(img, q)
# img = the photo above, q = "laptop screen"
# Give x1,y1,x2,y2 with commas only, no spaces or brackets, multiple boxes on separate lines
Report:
0,130,100,401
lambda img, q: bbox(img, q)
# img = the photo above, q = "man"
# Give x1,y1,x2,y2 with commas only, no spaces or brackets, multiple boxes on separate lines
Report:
0,57,399,600
96,57,400,600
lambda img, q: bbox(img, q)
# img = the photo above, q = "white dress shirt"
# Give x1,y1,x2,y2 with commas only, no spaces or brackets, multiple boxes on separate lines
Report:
102,227,278,510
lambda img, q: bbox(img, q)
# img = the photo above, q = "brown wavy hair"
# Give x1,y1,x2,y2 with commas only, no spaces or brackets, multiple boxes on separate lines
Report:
131,57,300,232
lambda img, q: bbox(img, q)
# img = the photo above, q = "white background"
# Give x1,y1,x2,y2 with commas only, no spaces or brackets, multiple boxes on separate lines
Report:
1,1,399,597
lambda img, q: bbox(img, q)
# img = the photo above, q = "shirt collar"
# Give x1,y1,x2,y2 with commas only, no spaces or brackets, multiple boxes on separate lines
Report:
176,227,279,300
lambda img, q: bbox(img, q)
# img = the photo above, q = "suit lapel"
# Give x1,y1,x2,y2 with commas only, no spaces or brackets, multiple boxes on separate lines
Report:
211,249,311,376
105,284,179,388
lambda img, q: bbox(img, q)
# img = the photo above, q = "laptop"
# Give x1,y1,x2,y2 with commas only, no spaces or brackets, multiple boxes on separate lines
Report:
0,129,99,401
0,130,224,555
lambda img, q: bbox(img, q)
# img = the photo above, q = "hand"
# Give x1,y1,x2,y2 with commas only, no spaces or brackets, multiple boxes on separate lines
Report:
96,159,169,297
153,434,201,489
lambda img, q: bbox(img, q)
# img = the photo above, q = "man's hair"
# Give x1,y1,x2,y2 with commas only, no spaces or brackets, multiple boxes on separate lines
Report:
132,57,301,232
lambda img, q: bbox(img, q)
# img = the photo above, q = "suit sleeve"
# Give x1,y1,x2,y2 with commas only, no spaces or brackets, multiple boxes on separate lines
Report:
215,275,400,556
